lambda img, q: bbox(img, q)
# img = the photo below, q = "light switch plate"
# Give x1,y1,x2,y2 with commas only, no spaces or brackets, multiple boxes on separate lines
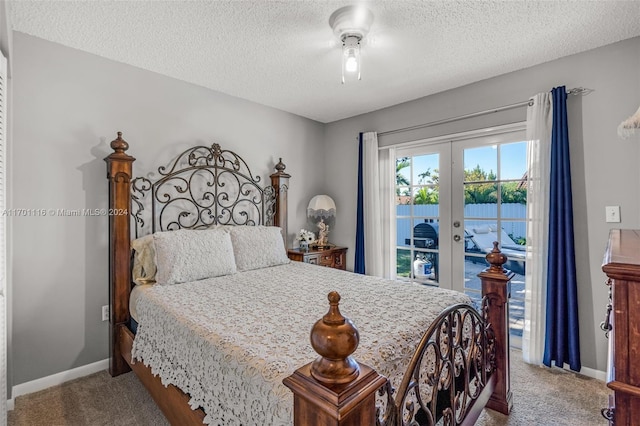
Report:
102,305,109,322
605,206,621,223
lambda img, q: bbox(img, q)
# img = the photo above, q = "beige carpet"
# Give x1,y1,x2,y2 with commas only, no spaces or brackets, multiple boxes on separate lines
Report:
476,351,609,425
9,350,609,426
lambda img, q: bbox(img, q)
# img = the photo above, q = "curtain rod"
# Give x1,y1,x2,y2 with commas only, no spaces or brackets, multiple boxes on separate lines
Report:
378,87,592,137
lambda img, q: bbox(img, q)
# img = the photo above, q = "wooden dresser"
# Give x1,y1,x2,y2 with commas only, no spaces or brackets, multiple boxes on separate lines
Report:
287,246,347,270
602,229,640,425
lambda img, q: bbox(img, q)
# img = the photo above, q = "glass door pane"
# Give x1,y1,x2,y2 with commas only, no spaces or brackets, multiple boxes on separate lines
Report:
395,143,451,289
451,131,527,347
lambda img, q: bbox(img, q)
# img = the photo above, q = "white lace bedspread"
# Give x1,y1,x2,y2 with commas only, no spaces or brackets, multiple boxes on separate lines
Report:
131,261,472,425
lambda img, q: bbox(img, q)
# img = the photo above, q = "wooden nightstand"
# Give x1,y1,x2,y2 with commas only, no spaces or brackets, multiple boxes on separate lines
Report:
287,246,347,270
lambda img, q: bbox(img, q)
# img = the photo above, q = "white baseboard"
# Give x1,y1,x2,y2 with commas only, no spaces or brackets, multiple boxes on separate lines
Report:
546,360,606,381
573,365,606,381
8,358,109,410
2,357,606,412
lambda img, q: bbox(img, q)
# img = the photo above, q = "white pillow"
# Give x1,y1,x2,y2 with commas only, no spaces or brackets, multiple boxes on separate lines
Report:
473,225,491,234
131,234,157,285
229,226,290,271
153,228,236,285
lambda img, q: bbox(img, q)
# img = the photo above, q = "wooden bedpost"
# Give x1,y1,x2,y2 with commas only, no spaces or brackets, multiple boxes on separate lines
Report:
479,242,514,415
270,158,290,247
283,292,387,426
105,132,135,377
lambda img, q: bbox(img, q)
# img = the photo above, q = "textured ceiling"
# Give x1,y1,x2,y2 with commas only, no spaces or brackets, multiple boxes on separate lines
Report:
8,1,640,123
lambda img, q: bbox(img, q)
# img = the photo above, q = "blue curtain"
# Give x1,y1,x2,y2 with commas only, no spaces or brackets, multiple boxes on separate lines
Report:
354,133,365,274
543,86,581,371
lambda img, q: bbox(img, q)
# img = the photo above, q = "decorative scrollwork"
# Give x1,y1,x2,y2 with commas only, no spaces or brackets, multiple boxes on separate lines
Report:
376,381,398,426
130,143,276,235
601,407,614,421
157,144,261,183
600,285,613,338
131,177,152,238
481,296,497,374
379,303,496,426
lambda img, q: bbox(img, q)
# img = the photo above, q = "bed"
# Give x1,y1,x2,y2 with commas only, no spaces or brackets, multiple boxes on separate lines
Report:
105,132,513,425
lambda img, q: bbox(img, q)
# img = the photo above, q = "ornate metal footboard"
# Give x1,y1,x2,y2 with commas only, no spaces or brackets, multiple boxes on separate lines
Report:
377,301,496,426
285,243,513,426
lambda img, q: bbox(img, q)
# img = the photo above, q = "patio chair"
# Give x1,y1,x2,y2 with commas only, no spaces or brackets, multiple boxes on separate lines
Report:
465,224,526,275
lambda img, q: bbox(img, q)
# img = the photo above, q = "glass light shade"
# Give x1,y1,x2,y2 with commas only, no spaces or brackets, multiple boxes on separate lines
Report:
341,35,361,84
307,195,336,244
329,6,373,85
345,54,358,72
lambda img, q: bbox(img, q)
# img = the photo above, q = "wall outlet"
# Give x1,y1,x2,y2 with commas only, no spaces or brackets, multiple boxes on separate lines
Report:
102,305,109,322
605,206,621,223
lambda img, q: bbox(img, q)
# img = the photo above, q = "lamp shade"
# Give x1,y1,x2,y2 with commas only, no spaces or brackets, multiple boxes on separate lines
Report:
307,195,336,246
307,195,336,218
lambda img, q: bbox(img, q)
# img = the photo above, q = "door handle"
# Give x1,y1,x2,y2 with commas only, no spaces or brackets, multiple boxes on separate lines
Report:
453,235,461,242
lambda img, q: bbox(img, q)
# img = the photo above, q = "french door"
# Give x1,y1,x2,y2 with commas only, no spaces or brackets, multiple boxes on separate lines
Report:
395,125,527,344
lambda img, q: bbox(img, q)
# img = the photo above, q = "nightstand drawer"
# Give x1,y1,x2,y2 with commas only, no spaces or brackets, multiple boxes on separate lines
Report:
287,247,348,271
319,253,334,266
305,254,320,265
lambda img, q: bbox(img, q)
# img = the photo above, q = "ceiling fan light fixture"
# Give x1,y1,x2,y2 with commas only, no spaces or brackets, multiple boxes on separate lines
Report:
329,6,374,84
341,35,361,82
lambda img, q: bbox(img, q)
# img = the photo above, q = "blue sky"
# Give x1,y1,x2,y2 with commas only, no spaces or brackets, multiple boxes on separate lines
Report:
398,141,527,185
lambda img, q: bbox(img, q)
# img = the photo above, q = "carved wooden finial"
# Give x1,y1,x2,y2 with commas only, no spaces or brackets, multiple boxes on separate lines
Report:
310,291,360,385
110,131,129,154
274,158,287,174
486,241,508,273
323,291,345,324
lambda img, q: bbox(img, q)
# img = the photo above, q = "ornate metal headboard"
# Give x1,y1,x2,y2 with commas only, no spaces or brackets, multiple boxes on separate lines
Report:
130,143,282,238
105,132,290,376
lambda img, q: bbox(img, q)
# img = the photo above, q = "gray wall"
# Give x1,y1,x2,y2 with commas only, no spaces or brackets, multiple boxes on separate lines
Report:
10,32,325,386
324,37,640,373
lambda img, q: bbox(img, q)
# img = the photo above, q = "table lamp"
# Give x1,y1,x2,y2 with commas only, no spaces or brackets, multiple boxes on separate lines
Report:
307,195,336,249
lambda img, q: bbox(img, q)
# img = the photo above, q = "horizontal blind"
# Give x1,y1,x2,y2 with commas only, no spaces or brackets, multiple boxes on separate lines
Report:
0,48,7,422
